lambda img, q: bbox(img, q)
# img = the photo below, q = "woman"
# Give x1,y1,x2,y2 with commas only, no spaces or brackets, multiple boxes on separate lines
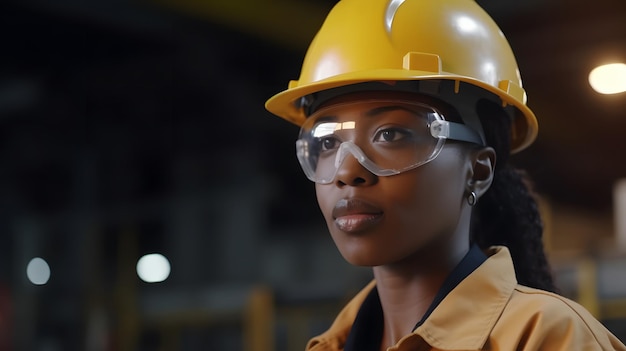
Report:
265,0,626,350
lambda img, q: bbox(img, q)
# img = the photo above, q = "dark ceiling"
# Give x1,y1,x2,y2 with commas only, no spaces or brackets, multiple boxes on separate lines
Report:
489,0,626,211
2,0,626,215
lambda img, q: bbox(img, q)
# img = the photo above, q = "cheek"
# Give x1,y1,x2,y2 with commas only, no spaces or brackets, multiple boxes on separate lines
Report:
388,155,467,232
315,185,335,224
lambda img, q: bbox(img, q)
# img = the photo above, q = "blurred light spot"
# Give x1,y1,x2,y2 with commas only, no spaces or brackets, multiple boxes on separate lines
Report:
456,16,478,33
27,257,50,285
313,52,344,82
136,254,170,283
481,61,497,85
589,63,626,94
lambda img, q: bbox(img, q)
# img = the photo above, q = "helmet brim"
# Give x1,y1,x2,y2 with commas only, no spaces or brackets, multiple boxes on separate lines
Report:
265,70,538,153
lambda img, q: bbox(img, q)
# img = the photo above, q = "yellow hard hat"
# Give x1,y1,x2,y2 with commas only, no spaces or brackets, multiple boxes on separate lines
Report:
265,0,538,153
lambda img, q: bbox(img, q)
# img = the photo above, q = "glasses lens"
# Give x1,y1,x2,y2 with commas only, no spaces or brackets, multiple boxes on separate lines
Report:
296,100,445,183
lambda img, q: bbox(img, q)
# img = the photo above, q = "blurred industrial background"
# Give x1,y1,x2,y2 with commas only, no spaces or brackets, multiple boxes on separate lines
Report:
1,0,626,350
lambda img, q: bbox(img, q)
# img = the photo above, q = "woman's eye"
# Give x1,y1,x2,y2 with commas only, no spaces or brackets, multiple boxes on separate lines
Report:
374,128,410,143
319,136,340,151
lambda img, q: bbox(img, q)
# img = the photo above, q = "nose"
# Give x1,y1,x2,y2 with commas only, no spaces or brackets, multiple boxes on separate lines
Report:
334,148,378,187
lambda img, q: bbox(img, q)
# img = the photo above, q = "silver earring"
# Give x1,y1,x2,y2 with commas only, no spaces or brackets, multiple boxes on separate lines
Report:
467,191,477,206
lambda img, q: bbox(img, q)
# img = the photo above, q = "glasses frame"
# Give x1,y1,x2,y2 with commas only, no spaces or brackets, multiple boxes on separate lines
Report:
296,100,484,184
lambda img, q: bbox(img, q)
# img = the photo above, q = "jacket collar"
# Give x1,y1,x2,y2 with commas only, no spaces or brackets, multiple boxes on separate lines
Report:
307,246,518,351
412,246,517,349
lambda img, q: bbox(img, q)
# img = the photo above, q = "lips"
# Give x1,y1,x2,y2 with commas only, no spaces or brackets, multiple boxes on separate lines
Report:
332,198,384,233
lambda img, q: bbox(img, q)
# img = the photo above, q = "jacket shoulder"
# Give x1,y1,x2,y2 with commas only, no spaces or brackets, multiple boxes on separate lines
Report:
494,284,626,350
513,284,599,322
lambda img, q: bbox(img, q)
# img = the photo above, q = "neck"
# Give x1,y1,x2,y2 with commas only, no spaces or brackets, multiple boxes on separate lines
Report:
373,239,470,349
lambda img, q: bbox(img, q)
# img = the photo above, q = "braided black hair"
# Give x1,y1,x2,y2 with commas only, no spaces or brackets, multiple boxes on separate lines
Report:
471,99,558,293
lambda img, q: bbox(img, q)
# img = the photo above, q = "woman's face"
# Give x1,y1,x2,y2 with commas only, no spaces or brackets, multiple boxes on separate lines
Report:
312,92,473,267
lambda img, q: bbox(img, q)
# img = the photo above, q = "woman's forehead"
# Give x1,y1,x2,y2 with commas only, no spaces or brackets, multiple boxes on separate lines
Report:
313,90,458,118
311,101,430,124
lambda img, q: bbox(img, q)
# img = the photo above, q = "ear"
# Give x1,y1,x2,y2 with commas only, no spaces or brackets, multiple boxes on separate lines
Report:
467,146,496,199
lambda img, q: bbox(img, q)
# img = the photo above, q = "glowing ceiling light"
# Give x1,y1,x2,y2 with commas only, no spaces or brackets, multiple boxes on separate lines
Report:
27,257,51,285
588,63,626,94
136,253,171,283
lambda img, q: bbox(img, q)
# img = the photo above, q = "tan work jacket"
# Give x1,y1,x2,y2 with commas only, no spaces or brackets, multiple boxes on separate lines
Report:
307,246,626,351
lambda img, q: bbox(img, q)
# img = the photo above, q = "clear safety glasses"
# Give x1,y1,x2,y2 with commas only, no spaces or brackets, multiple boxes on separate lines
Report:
296,100,484,184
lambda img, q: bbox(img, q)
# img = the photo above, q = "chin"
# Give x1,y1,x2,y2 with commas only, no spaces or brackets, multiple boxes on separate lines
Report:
337,247,390,267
